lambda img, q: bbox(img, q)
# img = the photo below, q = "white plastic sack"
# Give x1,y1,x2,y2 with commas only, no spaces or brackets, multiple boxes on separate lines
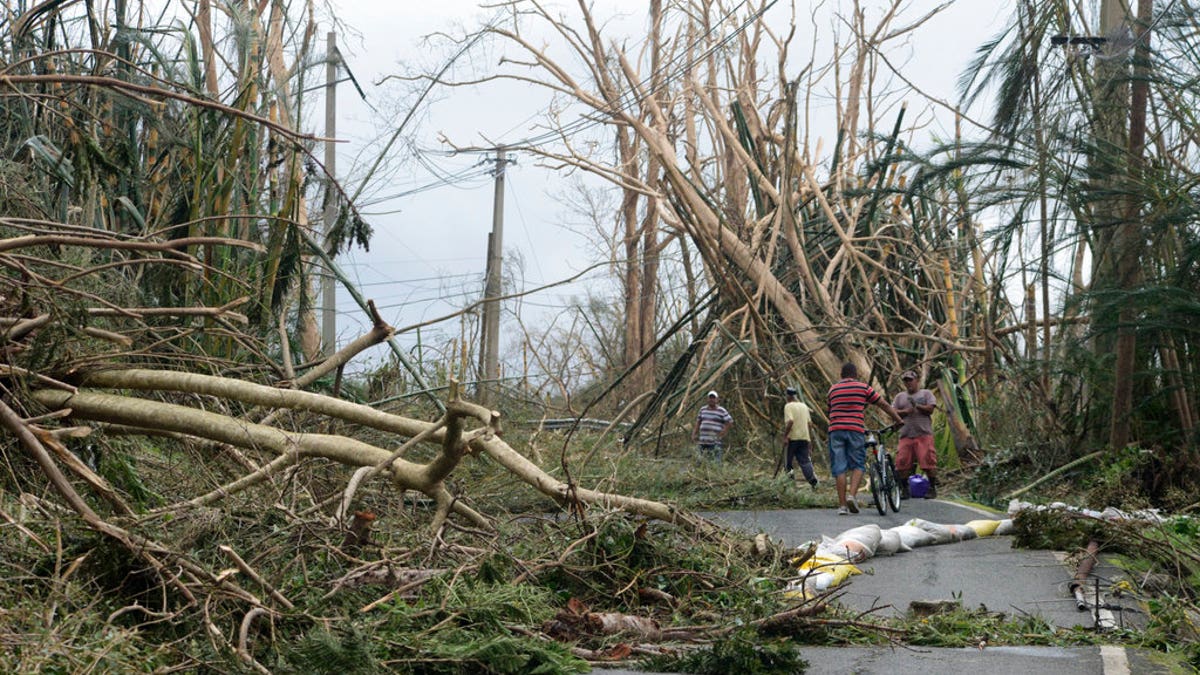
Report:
906,518,957,545
816,536,848,561
993,519,1015,536
947,524,977,541
1010,499,1167,525
891,524,937,549
1008,499,1036,514
832,524,882,562
876,528,910,555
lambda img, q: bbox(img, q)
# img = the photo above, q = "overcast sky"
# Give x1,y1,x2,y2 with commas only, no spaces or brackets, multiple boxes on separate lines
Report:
316,1,1010,375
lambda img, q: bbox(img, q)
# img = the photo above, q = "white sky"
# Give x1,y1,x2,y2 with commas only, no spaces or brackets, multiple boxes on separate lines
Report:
317,1,1013,375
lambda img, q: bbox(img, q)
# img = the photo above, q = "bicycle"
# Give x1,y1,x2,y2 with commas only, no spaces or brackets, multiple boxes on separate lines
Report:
866,426,901,515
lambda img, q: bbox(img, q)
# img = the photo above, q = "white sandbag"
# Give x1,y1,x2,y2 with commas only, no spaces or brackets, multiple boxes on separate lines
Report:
1011,499,1166,524
835,523,882,551
833,523,882,562
834,523,883,547
947,524,977,541
816,536,848,561
819,538,865,563
1100,506,1129,521
876,528,908,555
891,524,937,549
906,518,957,545
1130,508,1166,522
808,572,834,592
993,519,1015,536
1008,499,1036,514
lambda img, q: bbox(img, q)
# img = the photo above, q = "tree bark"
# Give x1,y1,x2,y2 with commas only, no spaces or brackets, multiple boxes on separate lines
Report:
1108,0,1152,451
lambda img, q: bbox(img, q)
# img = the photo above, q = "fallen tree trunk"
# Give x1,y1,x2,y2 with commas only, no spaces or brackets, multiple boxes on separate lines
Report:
32,369,719,535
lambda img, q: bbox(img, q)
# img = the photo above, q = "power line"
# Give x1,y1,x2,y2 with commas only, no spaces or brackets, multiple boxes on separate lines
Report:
348,8,506,205
505,174,546,283
358,166,493,207
352,271,481,287
374,287,483,311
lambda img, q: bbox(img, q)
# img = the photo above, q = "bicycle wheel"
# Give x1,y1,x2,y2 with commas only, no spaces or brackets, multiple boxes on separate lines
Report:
870,461,886,515
885,455,902,513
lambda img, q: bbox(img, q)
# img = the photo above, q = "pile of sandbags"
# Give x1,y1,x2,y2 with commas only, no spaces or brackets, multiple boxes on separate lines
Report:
784,515,1015,599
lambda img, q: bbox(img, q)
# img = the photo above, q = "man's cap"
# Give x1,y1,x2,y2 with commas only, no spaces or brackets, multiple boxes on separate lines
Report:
785,386,798,396
706,390,719,398
901,370,918,381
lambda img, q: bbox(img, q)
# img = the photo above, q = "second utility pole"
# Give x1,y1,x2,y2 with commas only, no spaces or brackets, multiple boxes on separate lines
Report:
479,146,508,406
321,30,339,356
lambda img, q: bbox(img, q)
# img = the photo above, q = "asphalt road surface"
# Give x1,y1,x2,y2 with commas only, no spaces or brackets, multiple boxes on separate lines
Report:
598,498,1168,674
599,644,1163,675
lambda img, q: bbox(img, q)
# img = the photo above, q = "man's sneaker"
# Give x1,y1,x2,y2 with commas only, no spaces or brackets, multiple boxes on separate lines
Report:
785,469,795,480
837,506,849,515
809,479,819,490
846,496,860,514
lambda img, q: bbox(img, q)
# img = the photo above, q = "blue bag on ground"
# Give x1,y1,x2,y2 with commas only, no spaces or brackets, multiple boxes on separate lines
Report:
908,474,930,499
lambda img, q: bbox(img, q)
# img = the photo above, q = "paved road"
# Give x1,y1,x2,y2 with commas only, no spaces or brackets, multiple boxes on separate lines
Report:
595,500,1167,674
599,644,1164,674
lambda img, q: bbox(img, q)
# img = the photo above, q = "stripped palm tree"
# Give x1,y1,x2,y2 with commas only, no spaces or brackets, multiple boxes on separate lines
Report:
948,0,1199,473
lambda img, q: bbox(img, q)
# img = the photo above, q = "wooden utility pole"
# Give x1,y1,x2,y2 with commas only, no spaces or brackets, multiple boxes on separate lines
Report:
479,146,508,405
321,31,339,356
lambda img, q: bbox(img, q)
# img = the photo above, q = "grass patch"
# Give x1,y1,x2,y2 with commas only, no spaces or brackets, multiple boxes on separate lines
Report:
465,430,834,513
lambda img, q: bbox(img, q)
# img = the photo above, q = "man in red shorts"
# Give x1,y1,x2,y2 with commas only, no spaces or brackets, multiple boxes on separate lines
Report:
892,370,939,498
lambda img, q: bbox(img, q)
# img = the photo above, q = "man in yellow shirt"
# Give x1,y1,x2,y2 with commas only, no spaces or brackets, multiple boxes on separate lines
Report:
782,387,819,488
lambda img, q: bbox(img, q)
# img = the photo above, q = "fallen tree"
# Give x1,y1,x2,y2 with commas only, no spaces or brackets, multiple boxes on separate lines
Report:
30,367,716,536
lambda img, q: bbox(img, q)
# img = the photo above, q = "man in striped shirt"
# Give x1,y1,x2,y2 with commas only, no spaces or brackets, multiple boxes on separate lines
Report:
692,390,733,462
827,363,903,514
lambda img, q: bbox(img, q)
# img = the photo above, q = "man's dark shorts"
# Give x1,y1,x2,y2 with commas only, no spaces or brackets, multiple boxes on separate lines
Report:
827,430,865,476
